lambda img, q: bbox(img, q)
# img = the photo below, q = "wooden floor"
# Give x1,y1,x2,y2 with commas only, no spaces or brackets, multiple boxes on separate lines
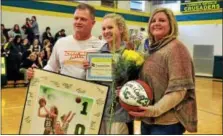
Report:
1,77,222,134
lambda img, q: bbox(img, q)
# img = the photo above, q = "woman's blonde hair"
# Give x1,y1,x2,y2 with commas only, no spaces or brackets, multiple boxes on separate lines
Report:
148,8,178,43
103,13,129,42
43,39,50,47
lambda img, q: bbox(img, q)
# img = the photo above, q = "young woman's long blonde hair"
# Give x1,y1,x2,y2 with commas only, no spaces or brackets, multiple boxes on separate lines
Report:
103,13,129,42
148,8,179,44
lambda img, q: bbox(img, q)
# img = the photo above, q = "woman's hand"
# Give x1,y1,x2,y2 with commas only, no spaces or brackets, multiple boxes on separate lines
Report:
128,106,158,118
129,90,187,118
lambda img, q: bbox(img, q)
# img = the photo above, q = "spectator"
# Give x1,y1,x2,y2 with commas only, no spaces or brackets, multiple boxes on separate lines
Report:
22,38,31,51
98,35,102,40
8,24,21,39
21,25,27,39
31,16,40,39
1,32,7,46
2,37,13,56
54,29,66,42
38,50,48,68
1,33,7,54
137,27,148,53
42,39,52,60
20,51,38,84
7,35,24,86
22,18,35,44
25,17,32,28
42,27,54,45
1,24,11,41
30,38,41,54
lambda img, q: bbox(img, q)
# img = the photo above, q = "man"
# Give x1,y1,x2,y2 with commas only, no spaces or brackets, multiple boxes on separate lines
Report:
42,26,54,44
27,3,103,79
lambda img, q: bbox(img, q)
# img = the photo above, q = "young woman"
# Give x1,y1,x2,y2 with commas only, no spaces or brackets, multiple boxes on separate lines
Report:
98,13,133,135
60,111,75,134
38,103,58,134
30,38,41,54
128,8,197,135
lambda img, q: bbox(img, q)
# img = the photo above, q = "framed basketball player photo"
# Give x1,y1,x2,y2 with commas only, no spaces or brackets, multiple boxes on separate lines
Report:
19,69,109,134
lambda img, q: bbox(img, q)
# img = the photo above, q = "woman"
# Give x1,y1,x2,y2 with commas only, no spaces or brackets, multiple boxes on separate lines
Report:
38,103,58,134
86,13,134,134
30,38,41,54
60,111,75,134
7,35,24,86
128,8,197,135
8,24,21,39
42,39,52,60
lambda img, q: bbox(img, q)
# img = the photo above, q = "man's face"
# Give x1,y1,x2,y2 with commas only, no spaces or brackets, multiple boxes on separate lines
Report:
73,9,95,35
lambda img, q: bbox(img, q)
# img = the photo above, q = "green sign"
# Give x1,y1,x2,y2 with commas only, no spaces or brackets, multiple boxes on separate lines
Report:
181,0,223,13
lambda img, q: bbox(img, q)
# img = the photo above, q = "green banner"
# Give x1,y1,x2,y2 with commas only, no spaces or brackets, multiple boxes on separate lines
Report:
181,0,223,13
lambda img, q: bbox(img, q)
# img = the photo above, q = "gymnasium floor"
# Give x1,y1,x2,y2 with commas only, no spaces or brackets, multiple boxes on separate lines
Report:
1,77,222,134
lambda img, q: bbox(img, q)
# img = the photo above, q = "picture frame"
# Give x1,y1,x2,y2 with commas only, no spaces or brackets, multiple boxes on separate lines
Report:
19,69,109,134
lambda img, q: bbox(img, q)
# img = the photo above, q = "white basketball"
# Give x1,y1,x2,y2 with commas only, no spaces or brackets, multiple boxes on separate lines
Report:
119,80,153,112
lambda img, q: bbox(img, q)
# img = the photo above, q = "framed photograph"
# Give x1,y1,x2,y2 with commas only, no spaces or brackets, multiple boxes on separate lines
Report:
19,69,109,134
86,53,112,82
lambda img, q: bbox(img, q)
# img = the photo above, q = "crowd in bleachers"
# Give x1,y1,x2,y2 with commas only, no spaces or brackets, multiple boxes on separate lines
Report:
1,16,66,86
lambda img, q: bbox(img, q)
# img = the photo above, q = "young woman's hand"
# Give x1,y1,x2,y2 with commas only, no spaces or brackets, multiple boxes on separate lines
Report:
116,86,122,98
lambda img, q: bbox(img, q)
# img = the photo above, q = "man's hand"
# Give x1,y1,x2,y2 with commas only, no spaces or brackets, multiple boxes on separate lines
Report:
83,60,91,70
27,65,37,80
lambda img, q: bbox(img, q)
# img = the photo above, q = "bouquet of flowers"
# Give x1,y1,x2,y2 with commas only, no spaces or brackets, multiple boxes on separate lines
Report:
108,49,145,133
113,49,145,87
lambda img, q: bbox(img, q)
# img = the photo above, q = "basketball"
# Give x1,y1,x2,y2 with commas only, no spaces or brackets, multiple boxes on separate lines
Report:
39,98,46,107
76,97,81,103
119,80,153,112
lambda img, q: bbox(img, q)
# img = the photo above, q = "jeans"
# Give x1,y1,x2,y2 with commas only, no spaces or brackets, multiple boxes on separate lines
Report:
141,121,185,135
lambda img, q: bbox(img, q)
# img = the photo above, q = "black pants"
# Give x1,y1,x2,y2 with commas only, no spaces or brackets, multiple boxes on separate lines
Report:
127,121,134,134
